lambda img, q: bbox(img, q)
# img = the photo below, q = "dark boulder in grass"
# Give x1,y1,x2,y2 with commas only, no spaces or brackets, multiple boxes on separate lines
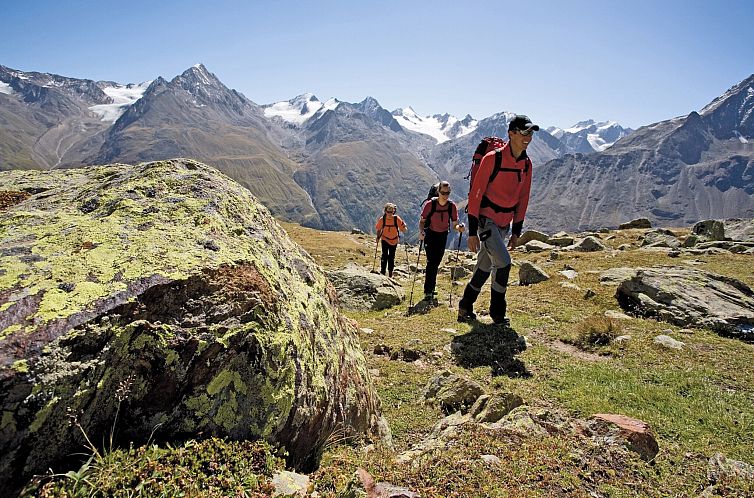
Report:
0,159,390,494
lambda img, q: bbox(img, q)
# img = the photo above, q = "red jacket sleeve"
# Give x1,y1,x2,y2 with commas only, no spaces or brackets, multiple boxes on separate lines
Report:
513,160,532,224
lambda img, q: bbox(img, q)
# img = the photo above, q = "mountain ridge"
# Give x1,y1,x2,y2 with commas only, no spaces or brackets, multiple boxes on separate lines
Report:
1,63,752,235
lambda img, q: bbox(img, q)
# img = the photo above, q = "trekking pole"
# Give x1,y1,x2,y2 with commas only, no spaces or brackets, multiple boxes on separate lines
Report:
370,230,382,274
449,229,464,307
403,233,411,268
407,240,424,312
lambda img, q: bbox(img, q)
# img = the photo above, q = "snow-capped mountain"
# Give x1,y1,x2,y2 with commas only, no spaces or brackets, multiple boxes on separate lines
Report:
4,62,752,236
264,93,324,124
530,74,754,233
89,81,152,123
547,119,633,153
391,107,477,143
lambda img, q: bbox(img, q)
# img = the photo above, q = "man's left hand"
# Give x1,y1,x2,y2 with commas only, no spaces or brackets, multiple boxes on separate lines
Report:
508,234,520,249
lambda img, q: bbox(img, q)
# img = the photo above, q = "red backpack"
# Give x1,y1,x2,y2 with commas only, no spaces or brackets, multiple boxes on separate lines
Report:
466,136,506,193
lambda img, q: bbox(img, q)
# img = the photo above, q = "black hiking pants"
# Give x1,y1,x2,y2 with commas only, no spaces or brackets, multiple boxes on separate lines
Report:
423,229,448,295
380,240,397,275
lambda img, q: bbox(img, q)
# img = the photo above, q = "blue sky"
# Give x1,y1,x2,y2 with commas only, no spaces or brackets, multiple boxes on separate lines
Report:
1,0,753,129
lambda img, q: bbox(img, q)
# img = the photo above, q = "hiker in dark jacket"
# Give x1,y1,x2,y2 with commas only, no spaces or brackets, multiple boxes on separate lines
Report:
458,115,538,325
375,202,407,278
419,181,464,302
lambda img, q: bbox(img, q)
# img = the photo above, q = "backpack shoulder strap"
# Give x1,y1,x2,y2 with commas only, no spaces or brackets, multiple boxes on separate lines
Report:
489,149,503,183
424,198,437,229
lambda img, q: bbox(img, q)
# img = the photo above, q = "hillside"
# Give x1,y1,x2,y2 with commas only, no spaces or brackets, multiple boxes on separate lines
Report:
19,209,754,496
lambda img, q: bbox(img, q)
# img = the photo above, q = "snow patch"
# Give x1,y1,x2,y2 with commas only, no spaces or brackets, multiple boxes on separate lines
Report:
88,81,151,122
0,81,13,95
392,108,477,143
733,130,749,144
264,93,325,124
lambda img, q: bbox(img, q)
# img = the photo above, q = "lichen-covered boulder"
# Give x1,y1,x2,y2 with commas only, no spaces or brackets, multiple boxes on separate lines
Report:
615,266,754,340
0,159,389,493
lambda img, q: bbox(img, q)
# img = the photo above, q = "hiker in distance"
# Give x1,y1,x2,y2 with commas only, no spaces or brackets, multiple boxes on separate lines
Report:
375,202,407,278
419,181,465,303
458,115,538,326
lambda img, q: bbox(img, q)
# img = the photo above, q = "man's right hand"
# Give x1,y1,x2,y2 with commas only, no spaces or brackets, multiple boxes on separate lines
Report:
419,231,425,241
468,235,480,252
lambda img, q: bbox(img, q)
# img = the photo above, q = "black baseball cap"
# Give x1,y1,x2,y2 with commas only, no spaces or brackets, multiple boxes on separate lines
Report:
508,115,540,132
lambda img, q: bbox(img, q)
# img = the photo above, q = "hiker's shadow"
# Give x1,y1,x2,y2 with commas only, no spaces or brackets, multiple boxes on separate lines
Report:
451,322,530,378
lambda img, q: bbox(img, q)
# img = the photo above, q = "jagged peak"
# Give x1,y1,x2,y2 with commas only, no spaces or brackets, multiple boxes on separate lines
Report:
701,73,754,116
174,64,224,88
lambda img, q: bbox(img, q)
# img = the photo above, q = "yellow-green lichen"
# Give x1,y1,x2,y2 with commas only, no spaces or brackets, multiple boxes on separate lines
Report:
11,359,29,373
165,350,179,367
184,393,212,418
29,396,59,433
1,411,16,431
0,324,23,340
207,370,248,396
214,392,239,432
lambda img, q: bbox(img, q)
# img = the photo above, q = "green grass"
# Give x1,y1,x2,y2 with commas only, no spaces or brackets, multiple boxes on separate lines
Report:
289,224,754,496
22,224,754,497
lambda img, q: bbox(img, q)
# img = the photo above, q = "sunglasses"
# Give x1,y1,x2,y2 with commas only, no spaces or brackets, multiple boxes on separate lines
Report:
515,129,536,136
439,190,451,195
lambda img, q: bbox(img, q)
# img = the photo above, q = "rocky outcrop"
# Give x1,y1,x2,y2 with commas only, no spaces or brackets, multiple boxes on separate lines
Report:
326,264,405,310
0,159,389,493
586,414,659,462
615,266,754,339
518,262,551,285
421,370,484,414
619,218,652,229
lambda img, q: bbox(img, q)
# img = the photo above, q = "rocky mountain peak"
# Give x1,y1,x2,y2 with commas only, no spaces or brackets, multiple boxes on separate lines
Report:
700,73,754,139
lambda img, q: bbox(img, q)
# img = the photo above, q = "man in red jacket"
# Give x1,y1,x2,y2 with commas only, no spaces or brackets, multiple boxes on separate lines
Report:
458,115,538,326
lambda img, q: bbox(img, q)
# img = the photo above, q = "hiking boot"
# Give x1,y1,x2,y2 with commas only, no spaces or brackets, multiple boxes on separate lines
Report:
491,315,511,328
457,306,477,323
423,293,438,305
458,285,480,323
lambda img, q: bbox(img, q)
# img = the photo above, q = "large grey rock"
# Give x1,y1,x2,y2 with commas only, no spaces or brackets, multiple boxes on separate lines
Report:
653,335,685,349
524,240,555,252
549,235,575,247
616,266,754,339
0,160,389,493
469,392,524,423
518,229,550,245
519,262,551,285
600,268,638,286
693,220,726,241
619,218,652,229
421,370,485,414
723,218,754,242
327,264,405,310
570,236,607,252
641,229,681,248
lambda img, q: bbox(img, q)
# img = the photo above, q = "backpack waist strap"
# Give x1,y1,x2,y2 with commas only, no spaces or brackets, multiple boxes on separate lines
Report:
481,195,517,213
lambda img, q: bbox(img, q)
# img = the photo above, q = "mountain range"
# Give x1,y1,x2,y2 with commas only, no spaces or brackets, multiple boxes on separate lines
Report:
1,63,751,235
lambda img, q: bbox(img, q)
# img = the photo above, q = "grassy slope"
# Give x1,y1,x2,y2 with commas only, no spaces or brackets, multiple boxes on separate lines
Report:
283,222,754,497
25,222,754,497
